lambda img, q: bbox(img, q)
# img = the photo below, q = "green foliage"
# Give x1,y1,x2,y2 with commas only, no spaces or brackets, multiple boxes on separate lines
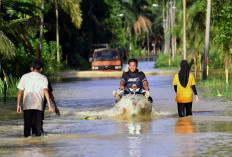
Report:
76,55,89,70
198,77,232,98
154,54,169,68
0,80,4,94
0,0,40,60
173,55,182,68
155,54,182,68
212,1,232,52
209,44,225,69
128,49,146,56
50,0,82,29
0,75,20,98
11,37,63,77
41,40,63,74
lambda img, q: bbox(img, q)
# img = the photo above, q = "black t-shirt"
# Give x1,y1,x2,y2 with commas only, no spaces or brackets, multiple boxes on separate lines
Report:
121,69,147,89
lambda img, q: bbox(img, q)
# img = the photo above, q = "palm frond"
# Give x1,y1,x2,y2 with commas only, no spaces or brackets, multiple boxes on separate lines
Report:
0,30,16,59
53,0,82,29
2,18,39,38
133,15,152,35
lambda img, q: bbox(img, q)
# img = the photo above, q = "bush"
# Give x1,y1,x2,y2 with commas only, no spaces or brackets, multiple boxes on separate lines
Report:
12,38,64,77
0,75,19,98
209,45,225,69
128,49,147,56
76,55,90,70
155,54,182,68
198,77,232,98
155,53,169,68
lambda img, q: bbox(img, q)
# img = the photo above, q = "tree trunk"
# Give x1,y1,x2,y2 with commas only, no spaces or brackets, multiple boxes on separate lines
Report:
183,0,187,60
56,1,60,62
171,1,175,62
163,5,166,54
171,0,176,62
39,0,45,60
174,0,177,56
165,2,170,55
203,0,211,79
198,53,202,71
129,31,132,51
194,55,197,78
147,30,149,55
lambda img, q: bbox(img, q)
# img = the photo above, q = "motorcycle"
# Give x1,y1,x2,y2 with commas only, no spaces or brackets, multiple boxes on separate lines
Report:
114,84,152,117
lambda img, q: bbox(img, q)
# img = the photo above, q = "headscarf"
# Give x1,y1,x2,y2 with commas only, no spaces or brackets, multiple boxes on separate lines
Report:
178,60,189,87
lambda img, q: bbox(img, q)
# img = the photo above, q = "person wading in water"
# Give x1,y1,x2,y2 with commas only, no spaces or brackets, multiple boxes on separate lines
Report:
173,60,199,117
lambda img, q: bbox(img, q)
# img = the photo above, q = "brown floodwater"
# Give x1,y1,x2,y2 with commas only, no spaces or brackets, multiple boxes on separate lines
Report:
1,61,232,157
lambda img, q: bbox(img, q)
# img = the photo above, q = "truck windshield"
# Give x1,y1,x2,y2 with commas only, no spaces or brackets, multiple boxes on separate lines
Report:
94,50,120,61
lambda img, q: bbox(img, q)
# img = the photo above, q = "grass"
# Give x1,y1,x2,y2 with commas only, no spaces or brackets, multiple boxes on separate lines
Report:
155,54,182,69
0,74,57,99
0,75,20,98
198,76,232,98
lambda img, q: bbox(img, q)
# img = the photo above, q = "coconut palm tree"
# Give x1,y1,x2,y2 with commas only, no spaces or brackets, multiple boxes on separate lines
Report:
169,0,205,70
0,0,39,59
0,0,39,98
49,0,82,62
32,0,82,62
119,0,153,51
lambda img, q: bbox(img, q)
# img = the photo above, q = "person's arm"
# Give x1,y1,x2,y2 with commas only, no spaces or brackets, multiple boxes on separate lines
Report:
191,85,197,95
44,89,54,112
120,81,125,90
143,80,149,91
140,72,149,91
192,85,199,103
49,92,60,115
17,75,25,113
17,90,23,113
174,85,177,93
120,72,126,90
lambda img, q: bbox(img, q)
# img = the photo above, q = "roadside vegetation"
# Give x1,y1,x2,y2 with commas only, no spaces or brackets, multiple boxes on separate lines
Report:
198,77,232,99
155,0,232,71
0,0,231,98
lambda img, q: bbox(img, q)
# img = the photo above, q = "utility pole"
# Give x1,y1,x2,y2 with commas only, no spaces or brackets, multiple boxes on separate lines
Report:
163,3,167,54
166,2,170,56
203,0,211,79
39,0,45,60
147,30,149,56
170,1,175,62
55,0,60,63
183,0,186,60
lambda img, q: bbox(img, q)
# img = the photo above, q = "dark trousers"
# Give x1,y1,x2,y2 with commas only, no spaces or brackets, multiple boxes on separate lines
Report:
32,103,46,134
41,110,45,132
177,102,192,117
24,110,42,137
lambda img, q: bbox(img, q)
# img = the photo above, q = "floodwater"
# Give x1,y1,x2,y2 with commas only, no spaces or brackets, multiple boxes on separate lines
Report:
1,61,232,157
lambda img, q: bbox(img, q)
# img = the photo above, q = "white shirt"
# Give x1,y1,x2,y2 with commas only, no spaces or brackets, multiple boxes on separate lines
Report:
17,72,48,111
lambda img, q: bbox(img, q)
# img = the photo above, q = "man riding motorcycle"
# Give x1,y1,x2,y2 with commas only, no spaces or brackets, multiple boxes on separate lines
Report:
113,58,153,103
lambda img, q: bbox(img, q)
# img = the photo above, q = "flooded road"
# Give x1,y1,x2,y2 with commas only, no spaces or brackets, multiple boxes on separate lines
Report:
1,61,232,157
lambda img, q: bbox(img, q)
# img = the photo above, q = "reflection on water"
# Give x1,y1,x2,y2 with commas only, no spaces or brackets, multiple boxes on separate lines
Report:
175,117,194,134
127,122,142,157
175,117,196,157
128,123,141,135
126,119,151,157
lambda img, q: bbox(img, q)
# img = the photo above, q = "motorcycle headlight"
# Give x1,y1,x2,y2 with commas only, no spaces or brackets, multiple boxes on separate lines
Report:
92,66,99,70
115,66,121,69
